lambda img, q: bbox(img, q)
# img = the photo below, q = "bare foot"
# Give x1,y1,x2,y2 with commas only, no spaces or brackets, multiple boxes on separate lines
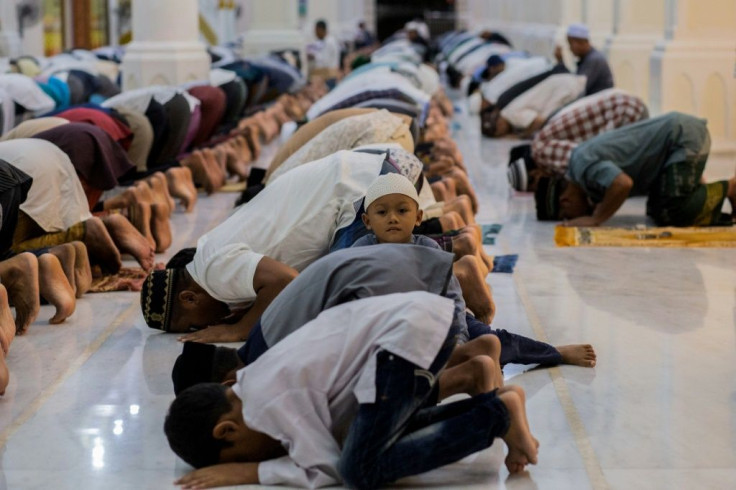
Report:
150,203,172,253
38,254,76,324
166,167,197,212
128,202,155,250
83,217,122,274
0,253,40,334
181,150,216,194
0,284,13,394
0,348,8,395
47,243,77,295
438,355,500,399
234,135,253,162
101,214,155,271
498,386,539,473
202,149,225,191
0,284,15,355
147,172,175,216
453,255,495,324
71,241,92,297
557,344,596,367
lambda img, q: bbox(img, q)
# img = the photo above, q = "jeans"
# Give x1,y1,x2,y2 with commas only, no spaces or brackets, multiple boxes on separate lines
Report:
337,322,510,489
466,313,562,366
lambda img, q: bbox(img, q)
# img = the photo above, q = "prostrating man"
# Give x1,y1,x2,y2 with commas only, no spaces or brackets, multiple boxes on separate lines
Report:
165,292,539,488
535,112,736,227
140,150,419,343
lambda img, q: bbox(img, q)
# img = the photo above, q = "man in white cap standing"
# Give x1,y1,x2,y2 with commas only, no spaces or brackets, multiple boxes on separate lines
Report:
554,23,614,95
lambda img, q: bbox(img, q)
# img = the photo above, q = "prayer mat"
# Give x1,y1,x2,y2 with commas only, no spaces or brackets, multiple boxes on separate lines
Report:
89,263,165,293
555,225,736,248
218,181,247,193
491,254,518,273
482,223,503,245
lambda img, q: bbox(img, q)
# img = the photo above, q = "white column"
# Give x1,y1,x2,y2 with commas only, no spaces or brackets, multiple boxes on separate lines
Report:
120,0,210,90
650,0,736,152
607,0,665,103
584,0,615,54
239,0,304,62
0,0,23,57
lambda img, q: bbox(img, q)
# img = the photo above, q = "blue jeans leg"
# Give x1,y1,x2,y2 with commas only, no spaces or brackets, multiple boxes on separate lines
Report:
338,335,510,489
466,313,562,366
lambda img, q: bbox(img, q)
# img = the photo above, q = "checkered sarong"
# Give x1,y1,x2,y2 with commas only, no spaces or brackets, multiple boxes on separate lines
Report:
531,91,648,175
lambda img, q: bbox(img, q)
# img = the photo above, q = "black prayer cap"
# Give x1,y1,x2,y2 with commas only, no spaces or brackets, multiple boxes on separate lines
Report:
172,342,217,395
534,177,564,221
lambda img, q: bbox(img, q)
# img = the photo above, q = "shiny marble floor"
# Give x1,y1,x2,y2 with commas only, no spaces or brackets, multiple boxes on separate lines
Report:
1,110,735,490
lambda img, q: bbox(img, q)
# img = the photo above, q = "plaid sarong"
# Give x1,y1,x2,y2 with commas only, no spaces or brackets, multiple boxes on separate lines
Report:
531,90,648,175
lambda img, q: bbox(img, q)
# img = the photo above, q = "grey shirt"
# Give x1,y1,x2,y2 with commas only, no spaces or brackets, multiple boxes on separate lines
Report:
577,48,614,96
261,243,468,346
566,112,709,202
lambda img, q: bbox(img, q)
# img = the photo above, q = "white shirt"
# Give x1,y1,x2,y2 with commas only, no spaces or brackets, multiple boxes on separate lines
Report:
311,35,341,70
0,87,16,136
268,110,406,184
236,292,455,488
186,151,386,304
0,74,56,115
0,139,92,232
454,43,510,75
501,73,587,130
306,70,428,120
102,85,179,113
480,56,550,104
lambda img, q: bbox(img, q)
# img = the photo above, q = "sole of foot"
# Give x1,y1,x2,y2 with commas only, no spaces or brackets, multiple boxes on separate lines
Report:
83,217,123,274
101,214,155,271
38,254,76,324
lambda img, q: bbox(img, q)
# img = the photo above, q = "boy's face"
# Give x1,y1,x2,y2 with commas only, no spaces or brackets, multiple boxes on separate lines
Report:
362,194,423,244
559,181,593,219
169,290,230,333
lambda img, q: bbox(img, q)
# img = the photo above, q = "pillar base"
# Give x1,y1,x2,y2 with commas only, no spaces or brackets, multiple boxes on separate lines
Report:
120,41,210,91
0,31,22,58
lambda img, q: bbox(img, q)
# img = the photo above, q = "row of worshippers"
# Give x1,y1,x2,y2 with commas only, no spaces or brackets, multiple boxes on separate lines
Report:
435,23,734,228
0,46,325,395
140,39,597,488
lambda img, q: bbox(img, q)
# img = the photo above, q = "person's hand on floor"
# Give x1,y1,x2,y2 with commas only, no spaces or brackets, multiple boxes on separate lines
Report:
563,216,601,227
177,324,248,344
175,462,259,488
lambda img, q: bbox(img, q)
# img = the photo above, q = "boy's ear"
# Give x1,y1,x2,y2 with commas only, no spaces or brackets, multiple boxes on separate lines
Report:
178,290,198,307
415,208,423,226
213,420,241,442
361,213,372,230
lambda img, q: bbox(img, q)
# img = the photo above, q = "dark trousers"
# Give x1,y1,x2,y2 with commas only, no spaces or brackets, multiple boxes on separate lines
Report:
337,325,510,489
466,313,562,366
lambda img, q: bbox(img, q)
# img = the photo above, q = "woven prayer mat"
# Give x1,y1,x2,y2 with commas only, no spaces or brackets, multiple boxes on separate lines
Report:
217,181,247,193
555,225,736,248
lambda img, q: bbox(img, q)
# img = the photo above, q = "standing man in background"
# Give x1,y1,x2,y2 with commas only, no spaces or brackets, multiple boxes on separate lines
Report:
307,19,341,89
554,23,614,96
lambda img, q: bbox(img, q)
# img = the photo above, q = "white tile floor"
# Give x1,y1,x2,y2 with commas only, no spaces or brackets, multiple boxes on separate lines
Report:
1,109,735,490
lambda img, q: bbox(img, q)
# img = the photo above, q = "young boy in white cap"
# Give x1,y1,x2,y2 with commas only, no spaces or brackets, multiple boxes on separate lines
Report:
554,23,614,96
353,173,597,369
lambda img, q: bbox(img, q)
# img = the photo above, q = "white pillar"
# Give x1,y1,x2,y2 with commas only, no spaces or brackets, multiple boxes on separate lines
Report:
239,0,304,62
120,0,210,90
607,0,666,103
650,0,736,153
0,0,23,58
